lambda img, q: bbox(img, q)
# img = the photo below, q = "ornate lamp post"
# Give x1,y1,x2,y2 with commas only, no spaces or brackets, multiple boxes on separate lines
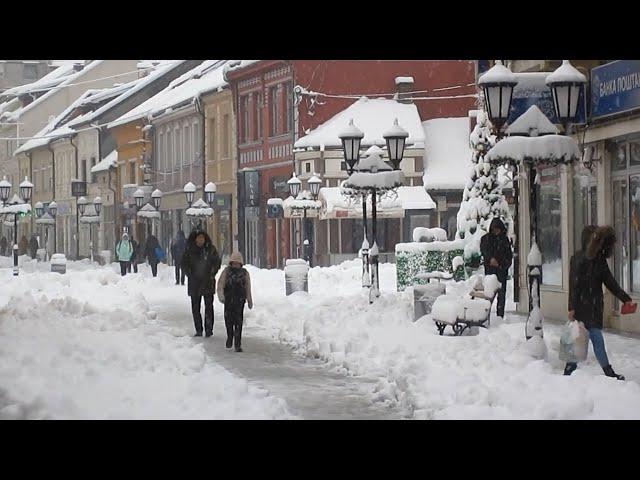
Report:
0,177,33,276
71,179,87,260
287,172,321,265
546,60,587,135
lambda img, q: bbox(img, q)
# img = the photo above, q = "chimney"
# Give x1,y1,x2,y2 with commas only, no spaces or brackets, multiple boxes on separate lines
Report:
395,76,414,104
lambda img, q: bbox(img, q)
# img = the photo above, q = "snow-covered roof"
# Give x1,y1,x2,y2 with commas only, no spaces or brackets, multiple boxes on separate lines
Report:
222,60,260,80
1,61,103,123
422,117,473,191
506,105,558,136
91,150,118,173
294,97,425,150
485,135,581,165
108,60,228,128
1,63,78,98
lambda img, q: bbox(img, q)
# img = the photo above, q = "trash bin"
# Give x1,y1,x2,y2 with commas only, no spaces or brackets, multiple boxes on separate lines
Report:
100,250,112,266
285,258,309,295
414,282,446,321
51,254,67,274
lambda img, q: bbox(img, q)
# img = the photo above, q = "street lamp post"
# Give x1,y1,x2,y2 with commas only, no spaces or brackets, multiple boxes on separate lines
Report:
35,201,57,261
183,182,197,230
71,179,87,260
287,173,321,265
0,176,33,276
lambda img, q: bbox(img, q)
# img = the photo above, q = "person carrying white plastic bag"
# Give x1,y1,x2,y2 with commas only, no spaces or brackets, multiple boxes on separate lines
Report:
559,320,589,363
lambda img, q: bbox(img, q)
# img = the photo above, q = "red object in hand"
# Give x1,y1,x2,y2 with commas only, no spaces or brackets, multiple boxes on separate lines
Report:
621,302,637,315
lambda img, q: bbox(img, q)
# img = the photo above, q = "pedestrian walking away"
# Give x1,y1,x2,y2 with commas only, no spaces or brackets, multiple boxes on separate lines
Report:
565,225,637,379
480,218,513,319
19,235,28,256
145,233,162,277
182,230,221,337
29,234,39,259
1,236,8,256
217,252,253,352
129,237,139,273
170,230,186,285
116,232,133,276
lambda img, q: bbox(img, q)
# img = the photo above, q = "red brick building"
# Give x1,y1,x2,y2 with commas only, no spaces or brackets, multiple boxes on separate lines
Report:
224,60,476,268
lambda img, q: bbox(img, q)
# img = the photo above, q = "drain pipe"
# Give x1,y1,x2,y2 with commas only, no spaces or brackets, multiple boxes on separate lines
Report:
195,95,208,235
47,144,56,253
70,136,80,259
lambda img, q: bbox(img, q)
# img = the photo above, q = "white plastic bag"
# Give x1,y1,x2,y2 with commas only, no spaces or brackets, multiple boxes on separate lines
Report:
559,320,589,363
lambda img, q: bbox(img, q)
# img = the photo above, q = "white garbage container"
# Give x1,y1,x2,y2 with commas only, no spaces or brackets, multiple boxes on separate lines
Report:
51,254,67,274
100,250,112,266
36,248,47,262
285,258,309,295
413,282,446,321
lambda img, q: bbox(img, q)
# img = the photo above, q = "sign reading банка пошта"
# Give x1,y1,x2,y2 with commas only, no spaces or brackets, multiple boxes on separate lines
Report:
591,60,640,120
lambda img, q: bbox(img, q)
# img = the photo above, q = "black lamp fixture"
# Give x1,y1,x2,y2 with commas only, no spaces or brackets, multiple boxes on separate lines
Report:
287,172,301,198
383,118,409,170
19,177,33,203
546,60,587,131
48,201,58,217
93,196,103,216
338,118,364,174
77,196,87,215
204,182,216,207
151,189,163,210
0,176,10,205
183,182,196,207
133,188,145,210
308,174,321,199
35,201,44,217
478,60,518,133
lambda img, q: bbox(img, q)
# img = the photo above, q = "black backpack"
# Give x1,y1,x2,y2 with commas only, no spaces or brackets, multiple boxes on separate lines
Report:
224,267,247,306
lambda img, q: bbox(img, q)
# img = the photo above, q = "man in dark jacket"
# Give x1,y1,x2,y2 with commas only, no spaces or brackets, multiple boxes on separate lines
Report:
565,225,635,379
0,236,7,256
480,218,513,319
29,234,39,259
170,230,186,285
182,230,222,337
145,234,161,277
129,237,139,273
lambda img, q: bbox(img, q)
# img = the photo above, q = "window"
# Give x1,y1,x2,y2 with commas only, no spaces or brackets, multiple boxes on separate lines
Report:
209,118,216,161
269,86,279,137
81,159,87,182
284,82,293,134
305,162,311,173
193,121,200,164
129,161,136,184
537,165,562,286
175,127,181,169
630,174,640,292
573,162,598,255
157,131,164,171
184,124,191,166
254,92,262,141
223,114,230,158
166,129,172,172
24,64,37,80
241,95,250,143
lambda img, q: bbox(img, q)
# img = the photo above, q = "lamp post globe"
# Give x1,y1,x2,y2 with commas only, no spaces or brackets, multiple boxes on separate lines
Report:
151,189,163,210
133,188,145,210
19,177,33,203
35,201,44,217
204,182,216,207
183,182,196,207
339,118,364,174
546,60,587,128
93,196,103,216
0,176,11,204
383,118,409,170
478,60,518,133
77,196,87,215
308,174,321,199
287,173,301,198
48,201,58,217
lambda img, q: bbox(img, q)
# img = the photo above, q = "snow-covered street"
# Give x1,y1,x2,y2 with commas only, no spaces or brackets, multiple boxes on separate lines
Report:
2,256,640,419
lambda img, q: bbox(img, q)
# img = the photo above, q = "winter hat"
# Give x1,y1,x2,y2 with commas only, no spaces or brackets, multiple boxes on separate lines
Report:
229,251,244,265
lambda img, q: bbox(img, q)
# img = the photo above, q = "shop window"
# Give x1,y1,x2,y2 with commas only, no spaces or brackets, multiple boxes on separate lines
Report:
537,165,562,286
241,95,250,144
269,85,279,137
630,141,640,166
572,163,598,254
630,174,640,293
612,143,627,171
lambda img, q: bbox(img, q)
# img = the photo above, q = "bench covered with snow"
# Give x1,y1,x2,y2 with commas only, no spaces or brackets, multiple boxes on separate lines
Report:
431,274,501,336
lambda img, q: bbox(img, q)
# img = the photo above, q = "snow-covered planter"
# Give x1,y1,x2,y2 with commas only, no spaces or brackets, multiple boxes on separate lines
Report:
50,254,67,274
284,259,309,295
395,240,465,291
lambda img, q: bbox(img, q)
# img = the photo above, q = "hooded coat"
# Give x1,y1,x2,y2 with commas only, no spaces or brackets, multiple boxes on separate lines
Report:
569,226,631,329
182,231,222,297
170,231,186,264
216,251,253,308
480,218,513,270
116,234,133,261
145,234,161,264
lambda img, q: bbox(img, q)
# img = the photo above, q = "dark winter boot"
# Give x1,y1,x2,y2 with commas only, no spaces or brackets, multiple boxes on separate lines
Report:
564,363,578,376
234,320,243,352
194,332,203,337
603,365,625,381
205,331,213,338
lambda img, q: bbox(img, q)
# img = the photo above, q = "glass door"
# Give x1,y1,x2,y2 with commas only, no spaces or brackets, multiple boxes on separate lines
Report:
612,178,629,294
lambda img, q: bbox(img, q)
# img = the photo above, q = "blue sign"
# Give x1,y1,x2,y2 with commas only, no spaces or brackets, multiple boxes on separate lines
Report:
591,60,640,120
507,72,587,125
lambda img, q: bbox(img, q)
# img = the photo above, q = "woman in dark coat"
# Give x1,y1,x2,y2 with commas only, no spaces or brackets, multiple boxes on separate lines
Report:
29,234,39,259
480,218,513,319
170,230,186,285
566,225,635,379
182,230,221,337
144,234,161,277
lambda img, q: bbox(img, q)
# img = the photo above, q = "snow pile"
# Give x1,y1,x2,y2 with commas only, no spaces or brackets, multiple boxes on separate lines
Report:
505,105,558,136
483,274,502,298
413,227,447,243
0,264,292,419
244,260,640,419
395,239,465,254
486,135,581,165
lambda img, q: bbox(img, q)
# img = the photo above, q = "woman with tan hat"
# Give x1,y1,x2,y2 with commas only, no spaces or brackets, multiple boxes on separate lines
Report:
217,252,253,352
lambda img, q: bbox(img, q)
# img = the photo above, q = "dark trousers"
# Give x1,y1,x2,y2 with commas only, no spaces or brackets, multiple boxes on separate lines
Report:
175,264,185,284
119,261,129,276
128,259,138,273
486,266,508,317
191,294,214,334
150,262,158,277
224,302,244,347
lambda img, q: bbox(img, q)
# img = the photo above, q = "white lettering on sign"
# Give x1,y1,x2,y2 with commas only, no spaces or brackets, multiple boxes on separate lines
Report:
599,72,640,98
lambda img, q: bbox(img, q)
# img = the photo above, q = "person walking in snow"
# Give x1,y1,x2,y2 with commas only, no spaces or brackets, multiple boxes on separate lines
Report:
116,232,133,276
182,230,221,337
480,218,512,319
144,233,162,278
29,234,39,259
1,236,8,256
565,225,636,380
19,235,28,256
129,237,139,273
217,252,253,352
170,230,186,285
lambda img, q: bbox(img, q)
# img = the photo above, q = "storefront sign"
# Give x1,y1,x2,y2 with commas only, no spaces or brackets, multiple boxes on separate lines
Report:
238,169,260,207
591,60,640,120
271,176,290,196
211,194,231,210
508,72,586,125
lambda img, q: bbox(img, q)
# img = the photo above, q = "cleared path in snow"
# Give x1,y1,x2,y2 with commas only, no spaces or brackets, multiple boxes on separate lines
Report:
151,291,410,420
